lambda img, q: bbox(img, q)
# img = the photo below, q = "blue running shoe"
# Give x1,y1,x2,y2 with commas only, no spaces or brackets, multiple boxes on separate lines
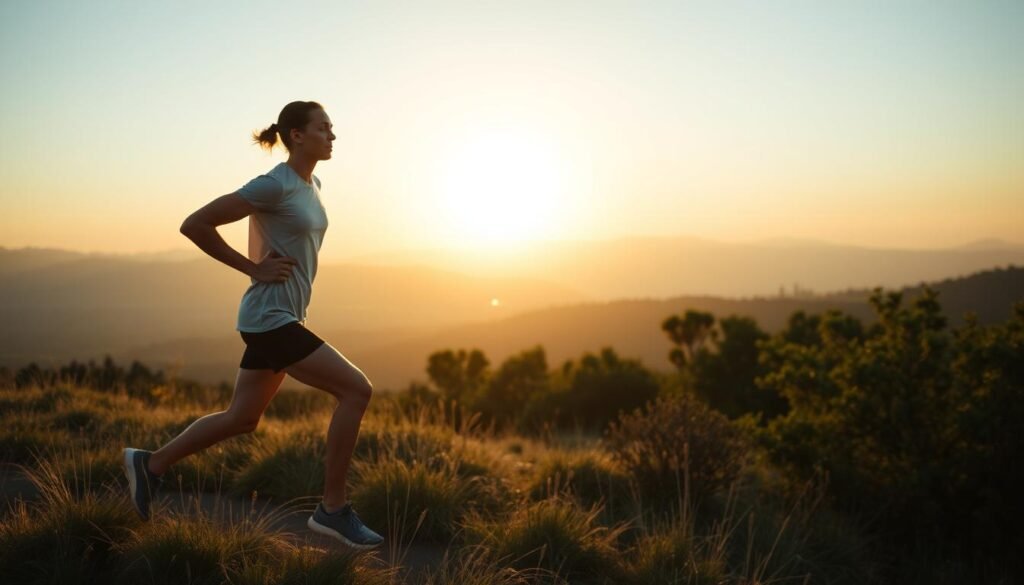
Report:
123,447,164,521
307,501,384,549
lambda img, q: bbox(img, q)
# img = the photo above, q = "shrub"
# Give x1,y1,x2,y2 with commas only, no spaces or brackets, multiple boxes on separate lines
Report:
625,528,725,585
528,450,631,518
465,498,627,584
0,455,141,585
230,429,326,500
262,388,335,420
0,494,140,585
353,420,454,468
605,394,746,506
116,515,290,585
423,545,558,585
282,546,394,585
560,348,661,431
350,458,493,543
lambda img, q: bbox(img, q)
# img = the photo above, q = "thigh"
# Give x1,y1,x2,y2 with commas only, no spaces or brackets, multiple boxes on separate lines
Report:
226,367,287,419
282,342,371,399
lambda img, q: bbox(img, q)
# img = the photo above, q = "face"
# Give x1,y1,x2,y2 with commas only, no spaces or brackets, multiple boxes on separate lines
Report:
290,108,335,160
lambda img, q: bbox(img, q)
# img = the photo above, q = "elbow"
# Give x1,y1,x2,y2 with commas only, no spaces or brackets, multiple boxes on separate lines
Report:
180,215,201,236
179,221,193,237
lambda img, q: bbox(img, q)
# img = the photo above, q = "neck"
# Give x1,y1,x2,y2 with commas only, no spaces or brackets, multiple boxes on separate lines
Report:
286,155,316,184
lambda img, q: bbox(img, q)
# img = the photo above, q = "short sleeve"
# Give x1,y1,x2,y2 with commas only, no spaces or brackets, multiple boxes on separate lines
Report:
236,175,284,212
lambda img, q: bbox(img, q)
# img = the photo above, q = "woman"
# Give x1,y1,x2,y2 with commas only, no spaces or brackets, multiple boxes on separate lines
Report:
122,100,383,549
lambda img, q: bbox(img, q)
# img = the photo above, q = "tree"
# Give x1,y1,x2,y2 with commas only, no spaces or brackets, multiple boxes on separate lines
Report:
561,347,661,430
425,348,489,405
661,310,717,370
691,315,783,420
757,287,1024,568
476,346,549,428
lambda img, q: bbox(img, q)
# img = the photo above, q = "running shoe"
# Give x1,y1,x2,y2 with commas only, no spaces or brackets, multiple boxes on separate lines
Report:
123,447,164,521
307,501,384,549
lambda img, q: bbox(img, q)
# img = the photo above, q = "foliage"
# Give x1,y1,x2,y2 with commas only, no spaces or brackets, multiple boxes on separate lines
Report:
662,310,788,421
557,348,661,432
662,310,717,370
691,315,786,420
757,287,1024,576
427,348,490,405
474,346,550,429
605,394,746,505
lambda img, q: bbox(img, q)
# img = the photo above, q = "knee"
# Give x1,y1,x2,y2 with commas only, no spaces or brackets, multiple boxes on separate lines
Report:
225,411,260,435
334,376,373,407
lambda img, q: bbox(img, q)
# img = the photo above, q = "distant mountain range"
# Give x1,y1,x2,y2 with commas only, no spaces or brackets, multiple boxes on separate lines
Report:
337,236,1024,298
1,238,1021,390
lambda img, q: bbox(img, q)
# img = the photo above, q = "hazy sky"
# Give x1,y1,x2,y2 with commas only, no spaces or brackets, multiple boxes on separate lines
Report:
1,0,1021,262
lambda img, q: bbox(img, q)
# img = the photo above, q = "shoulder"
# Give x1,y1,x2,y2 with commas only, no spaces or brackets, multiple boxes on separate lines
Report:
238,172,282,192
236,169,285,209
265,163,291,184
265,163,307,194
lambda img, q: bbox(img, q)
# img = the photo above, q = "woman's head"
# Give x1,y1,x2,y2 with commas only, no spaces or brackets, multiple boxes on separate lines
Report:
252,101,334,159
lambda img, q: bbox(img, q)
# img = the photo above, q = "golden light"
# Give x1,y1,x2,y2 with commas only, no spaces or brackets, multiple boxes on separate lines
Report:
436,128,564,248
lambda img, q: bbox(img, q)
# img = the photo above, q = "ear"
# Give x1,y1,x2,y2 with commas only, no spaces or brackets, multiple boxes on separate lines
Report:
290,127,303,145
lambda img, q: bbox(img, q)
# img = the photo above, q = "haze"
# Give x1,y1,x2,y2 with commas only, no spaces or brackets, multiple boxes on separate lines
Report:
1,0,1022,263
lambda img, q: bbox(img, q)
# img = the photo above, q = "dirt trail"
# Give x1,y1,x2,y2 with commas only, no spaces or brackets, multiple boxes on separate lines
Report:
0,463,445,581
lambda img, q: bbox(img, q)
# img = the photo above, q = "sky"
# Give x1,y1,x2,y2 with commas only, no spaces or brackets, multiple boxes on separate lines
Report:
1,0,1021,263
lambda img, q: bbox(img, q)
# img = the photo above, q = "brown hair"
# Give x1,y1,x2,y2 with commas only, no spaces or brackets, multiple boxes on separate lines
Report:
252,101,324,152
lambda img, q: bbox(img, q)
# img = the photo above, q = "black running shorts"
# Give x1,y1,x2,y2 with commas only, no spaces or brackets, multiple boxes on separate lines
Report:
239,321,325,373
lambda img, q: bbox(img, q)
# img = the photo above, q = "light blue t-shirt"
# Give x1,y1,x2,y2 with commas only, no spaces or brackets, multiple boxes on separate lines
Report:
235,162,329,333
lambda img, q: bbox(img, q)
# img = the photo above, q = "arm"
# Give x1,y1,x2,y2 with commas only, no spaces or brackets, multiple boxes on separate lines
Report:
179,193,260,277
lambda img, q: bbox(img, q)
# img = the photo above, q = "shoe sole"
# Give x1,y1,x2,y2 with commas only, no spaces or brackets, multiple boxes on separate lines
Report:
307,516,382,550
122,448,147,520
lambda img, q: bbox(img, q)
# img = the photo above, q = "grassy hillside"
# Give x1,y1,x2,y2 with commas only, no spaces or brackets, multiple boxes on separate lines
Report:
0,381,873,584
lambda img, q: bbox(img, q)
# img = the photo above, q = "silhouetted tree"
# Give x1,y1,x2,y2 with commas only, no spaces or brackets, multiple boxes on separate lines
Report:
560,347,660,431
662,310,717,370
757,287,1024,571
15,362,56,388
690,315,784,420
475,346,549,428
425,348,489,405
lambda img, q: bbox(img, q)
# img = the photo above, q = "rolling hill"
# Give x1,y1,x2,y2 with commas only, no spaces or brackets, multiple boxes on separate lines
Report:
2,241,1021,391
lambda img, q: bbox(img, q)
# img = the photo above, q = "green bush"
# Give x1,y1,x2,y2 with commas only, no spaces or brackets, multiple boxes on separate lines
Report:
605,394,746,506
758,290,1024,574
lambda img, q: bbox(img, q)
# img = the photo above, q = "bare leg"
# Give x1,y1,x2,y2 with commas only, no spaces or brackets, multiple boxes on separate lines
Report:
282,342,373,511
148,368,286,476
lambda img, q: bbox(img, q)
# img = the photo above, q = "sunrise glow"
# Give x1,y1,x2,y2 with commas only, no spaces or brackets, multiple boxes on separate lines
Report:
435,129,565,249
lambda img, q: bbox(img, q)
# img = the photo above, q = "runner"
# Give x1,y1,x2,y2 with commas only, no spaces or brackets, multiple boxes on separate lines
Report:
123,100,383,549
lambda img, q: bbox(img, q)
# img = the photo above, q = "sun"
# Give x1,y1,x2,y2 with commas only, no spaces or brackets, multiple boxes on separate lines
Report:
436,129,564,249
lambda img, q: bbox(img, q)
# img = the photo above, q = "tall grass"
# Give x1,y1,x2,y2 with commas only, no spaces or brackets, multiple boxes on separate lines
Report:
464,497,628,584
0,382,876,584
0,435,393,585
